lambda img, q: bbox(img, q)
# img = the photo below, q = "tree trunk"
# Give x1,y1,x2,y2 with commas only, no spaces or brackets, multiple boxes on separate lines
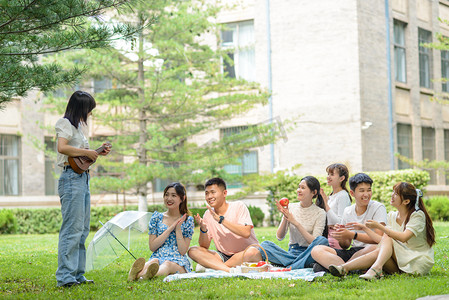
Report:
137,16,148,212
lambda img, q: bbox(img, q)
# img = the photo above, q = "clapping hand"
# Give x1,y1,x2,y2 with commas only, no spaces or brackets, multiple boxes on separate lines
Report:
194,213,208,233
176,214,187,228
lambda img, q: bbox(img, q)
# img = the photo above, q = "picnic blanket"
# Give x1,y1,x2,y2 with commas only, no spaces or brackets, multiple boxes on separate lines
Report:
163,268,325,282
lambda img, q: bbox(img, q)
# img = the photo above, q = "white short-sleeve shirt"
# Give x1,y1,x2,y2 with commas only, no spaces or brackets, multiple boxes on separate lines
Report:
342,200,387,248
55,118,89,167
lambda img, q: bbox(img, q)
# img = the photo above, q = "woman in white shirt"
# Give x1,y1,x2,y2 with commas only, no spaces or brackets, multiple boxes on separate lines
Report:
320,163,352,249
245,176,328,269
54,91,110,287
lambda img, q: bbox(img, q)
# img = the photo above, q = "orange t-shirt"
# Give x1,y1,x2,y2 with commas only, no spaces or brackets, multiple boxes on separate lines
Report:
203,201,259,256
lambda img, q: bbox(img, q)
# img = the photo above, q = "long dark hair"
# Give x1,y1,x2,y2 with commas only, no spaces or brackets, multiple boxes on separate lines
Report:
393,182,435,247
64,91,96,128
300,176,328,237
163,182,191,217
326,163,352,202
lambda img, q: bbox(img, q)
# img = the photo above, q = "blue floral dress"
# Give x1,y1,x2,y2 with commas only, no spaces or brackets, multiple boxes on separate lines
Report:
148,211,194,272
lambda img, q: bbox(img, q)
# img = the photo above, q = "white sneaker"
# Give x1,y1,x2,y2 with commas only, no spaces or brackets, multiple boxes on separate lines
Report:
195,264,206,273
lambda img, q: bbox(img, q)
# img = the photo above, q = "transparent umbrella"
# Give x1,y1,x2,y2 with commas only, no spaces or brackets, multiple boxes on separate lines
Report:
86,211,151,271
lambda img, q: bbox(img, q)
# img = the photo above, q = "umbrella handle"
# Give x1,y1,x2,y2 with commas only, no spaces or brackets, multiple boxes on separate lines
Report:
99,221,137,260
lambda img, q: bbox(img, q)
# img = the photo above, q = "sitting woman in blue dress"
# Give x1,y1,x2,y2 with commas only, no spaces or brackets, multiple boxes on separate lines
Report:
127,182,194,281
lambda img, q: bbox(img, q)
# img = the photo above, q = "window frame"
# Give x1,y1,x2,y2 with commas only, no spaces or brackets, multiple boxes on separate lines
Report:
418,28,433,89
393,20,407,83
220,20,255,81
397,123,413,169
422,126,436,184
442,46,449,92
0,134,21,196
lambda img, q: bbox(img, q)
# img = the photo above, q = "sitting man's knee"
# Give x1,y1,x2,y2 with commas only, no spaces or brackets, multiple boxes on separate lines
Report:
188,246,199,256
311,245,326,255
244,247,262,261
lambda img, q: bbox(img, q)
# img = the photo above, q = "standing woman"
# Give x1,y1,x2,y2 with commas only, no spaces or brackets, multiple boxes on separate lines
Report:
55,91,110,287
320,163,352,249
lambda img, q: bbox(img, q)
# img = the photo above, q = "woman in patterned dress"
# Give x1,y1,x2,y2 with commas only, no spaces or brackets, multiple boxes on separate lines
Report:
127,182,194,281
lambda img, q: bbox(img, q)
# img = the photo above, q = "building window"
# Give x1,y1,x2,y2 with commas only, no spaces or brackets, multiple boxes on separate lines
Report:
418,28,432,89
221,126,258,188
442,48,449,92
45,137,59,195
445,130,449,184
422,127,436,184
394,20,407,83
397,123,413,169
0,135,21,195
221,20,255,81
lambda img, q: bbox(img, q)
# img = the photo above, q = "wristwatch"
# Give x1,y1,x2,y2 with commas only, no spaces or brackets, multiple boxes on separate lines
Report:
218,216,225,224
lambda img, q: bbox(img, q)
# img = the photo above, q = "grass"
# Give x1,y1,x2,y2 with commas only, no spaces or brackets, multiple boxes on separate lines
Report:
0,223,448,299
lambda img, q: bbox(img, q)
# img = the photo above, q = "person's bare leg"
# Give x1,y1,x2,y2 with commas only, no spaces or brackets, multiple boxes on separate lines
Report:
363,235,399,277
225,247,262,268
156,261,186,277
188,246,230,272
346,244,378,262
311,245,344,269
340,248,379,272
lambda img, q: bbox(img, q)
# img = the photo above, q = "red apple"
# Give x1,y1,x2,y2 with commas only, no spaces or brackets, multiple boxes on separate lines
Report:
256,261,266,267
279,198,289,207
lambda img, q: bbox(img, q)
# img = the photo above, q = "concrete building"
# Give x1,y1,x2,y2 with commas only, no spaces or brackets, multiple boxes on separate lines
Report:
2,0,449,208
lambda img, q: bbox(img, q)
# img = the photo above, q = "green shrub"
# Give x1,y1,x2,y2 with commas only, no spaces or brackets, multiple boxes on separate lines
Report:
12,208,61,234
425,196,449,221
248,205,265,227
367,169,429,210
0,209,18,234
9,204,167,234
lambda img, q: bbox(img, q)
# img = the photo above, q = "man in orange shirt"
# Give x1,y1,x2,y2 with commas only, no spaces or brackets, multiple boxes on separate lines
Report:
188,177,259,272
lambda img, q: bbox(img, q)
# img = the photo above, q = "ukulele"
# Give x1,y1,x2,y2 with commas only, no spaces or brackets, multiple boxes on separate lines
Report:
68,142,111,174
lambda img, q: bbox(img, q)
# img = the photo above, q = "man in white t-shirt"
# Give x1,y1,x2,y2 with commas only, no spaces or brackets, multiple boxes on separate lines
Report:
311,173,387,272
188,178,259,272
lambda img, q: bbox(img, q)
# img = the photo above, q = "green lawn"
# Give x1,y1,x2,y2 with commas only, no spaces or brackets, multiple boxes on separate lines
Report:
1,223,448,299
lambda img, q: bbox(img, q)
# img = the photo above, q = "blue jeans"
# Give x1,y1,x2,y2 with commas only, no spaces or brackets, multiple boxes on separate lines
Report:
55,168,91,286
259,236,328,269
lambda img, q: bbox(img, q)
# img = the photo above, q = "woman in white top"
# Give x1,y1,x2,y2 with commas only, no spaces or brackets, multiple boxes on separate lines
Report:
245,176,328,269
55,91,111,287
320,163,352,249
328,182,435,279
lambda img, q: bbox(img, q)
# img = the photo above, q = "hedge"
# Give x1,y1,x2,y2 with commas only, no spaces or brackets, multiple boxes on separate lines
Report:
7,205,165,235
0,209,17,234
425,196,449,221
